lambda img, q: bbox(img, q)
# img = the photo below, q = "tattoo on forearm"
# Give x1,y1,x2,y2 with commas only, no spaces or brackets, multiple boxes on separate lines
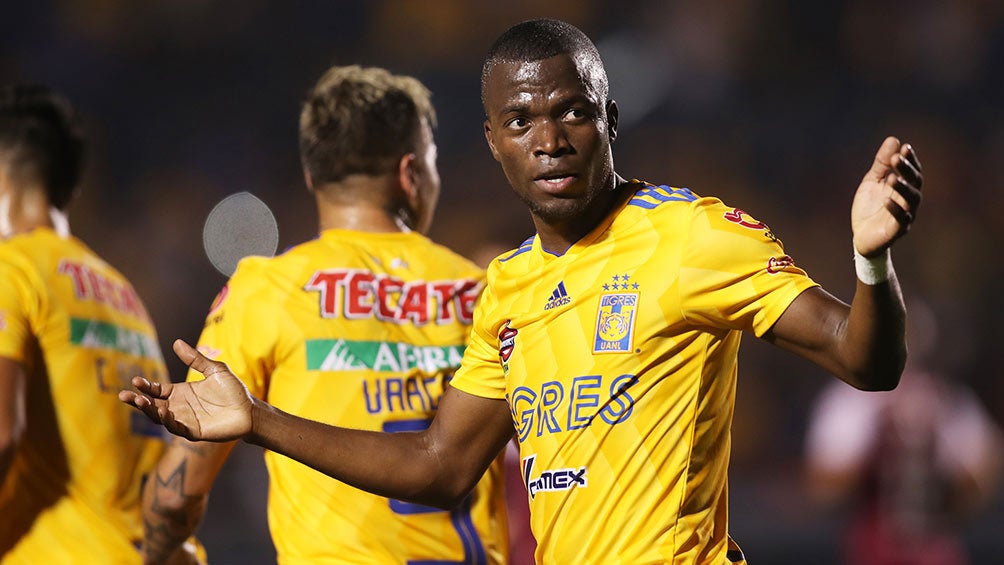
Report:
143,459,204,563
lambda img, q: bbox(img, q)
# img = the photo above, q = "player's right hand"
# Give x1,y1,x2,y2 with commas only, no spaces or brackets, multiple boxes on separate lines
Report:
850,136,923,257
119,339,254,442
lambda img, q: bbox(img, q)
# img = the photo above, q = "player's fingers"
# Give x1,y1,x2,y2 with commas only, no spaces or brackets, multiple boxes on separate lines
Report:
129,375,172,399
887,200,911,231
172,339,199,367
118,389,145,407
901,143,922,175
129,376,153,394
865,136,901,182
892,153,922,190
887,172,922,216
173,338,226,377
891,189,915,225
884,198,913,230
147,380,165,398
120,391,167,424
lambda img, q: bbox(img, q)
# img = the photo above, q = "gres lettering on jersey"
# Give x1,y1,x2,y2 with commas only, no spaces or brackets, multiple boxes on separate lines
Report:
0,228,168,562
190,229,508,564
450,181,818,564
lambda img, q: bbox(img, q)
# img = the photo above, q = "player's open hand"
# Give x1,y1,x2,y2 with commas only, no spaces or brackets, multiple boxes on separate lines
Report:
851,136,923,257
118,339,254,442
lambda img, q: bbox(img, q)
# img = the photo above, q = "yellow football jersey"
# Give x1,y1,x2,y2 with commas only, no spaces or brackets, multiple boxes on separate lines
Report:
189,229,508,564
450,182,819,564
0,228,168,563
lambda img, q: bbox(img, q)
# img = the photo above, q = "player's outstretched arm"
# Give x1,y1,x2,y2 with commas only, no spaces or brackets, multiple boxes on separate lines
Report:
765,137,922,391
122,340,516,509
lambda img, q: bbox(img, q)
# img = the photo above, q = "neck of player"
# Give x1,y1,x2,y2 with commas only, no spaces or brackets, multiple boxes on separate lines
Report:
0,184,63,237
313,176,416,234
534,173,631,255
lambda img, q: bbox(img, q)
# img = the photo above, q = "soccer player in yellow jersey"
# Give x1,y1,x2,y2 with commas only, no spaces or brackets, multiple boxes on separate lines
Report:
123,19,924,564
139,65,509,564
0,85,199,563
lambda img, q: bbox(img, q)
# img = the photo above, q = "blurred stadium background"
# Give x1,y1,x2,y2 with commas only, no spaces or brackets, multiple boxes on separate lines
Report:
3,1,1002,563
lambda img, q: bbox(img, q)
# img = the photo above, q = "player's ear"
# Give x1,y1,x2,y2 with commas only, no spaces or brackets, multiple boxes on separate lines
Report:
606,99,619,143
395,153,422,231
484,120,501,162
398,152,420,203
0,192,13,238
303,167,315,193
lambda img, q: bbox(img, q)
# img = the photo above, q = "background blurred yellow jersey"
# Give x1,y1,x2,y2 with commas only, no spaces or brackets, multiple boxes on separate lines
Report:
451,183,819,564
189,229,508,564
0,227,169,563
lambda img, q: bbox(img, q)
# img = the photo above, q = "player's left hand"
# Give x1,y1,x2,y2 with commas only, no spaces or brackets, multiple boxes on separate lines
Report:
851,136,923,257
119,339,254,443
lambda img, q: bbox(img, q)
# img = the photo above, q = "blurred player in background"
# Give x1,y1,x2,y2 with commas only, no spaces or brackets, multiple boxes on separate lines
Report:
0,85,200,562
122,19,923,563
806,299,1004,565
140,65,510,564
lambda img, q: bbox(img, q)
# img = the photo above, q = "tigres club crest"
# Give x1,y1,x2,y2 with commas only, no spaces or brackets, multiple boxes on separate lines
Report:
594,292,638,353
498,320,518,375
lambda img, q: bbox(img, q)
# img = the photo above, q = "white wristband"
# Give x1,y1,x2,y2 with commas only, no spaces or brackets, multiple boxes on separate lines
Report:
854,246,891,285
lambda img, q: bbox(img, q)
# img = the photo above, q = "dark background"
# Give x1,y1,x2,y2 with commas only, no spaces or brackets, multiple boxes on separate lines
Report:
4,1,1002,563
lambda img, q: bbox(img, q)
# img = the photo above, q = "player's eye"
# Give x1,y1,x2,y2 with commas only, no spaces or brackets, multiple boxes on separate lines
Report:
562,108,588,122
505,117,529,130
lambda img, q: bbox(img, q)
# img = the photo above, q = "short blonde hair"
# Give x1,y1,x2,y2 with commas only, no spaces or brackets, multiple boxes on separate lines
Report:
299,65,436,184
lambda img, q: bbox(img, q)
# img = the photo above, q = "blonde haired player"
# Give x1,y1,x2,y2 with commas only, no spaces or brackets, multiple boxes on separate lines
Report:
124,19,923,564
140,65,509,564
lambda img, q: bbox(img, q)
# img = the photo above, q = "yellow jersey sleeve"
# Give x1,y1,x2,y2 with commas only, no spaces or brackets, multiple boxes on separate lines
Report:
0,251,43,363
679,198,819,337
450,274,507,400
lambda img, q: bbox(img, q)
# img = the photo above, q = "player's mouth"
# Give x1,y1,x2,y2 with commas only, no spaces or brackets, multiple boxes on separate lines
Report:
533,172,577,194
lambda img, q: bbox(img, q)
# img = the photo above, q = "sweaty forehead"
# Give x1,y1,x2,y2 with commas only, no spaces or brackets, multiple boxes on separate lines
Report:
508,59,547,83
485,54,602,112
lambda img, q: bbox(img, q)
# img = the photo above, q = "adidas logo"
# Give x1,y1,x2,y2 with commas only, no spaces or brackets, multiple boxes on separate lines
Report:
544,281,572,310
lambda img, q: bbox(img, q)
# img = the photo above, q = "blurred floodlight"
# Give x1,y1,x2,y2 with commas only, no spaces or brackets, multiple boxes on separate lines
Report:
202,191,279,277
